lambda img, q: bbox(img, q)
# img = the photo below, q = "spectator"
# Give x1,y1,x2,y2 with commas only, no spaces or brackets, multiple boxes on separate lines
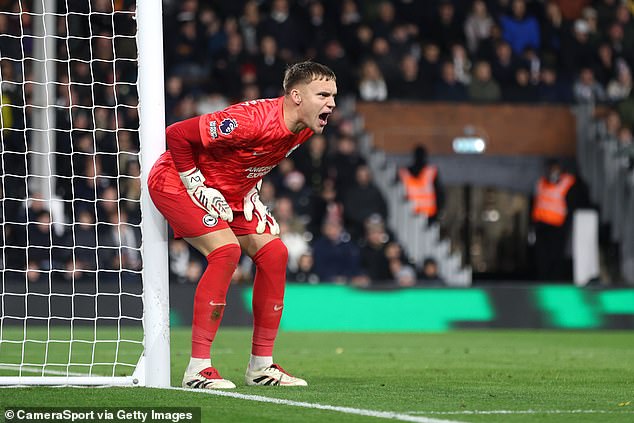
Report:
594,43,618,87
358,59,388,102
372,36,401,83
391,259,418,287
538,67,572,103
239,0,261,56
311,219,366,285
418,257,446,286
293,134,329,194
615,4,634,56
389,23,417,62
165,75,185,124
274,196,311,271
540,1,567,60
504,66,539,103
328,135,366,196
372,1,397,40
562,19,597,76
255,35,286,99
573,67,607,104
278,220,310,275
317,39,355,97
595,0,619,30
468,60,502,102
169,239,203,284
464,0,494,55
280,170,312,220
305,1,335,57
607,63,632,102
490,41,518,90
73,209,99,274
500,0,540,55
27,210,55,273
200,8,227,62
451,43,472,85
342,164,388,240
434,60,468,102
618,88,634,127
390,54,431,100
521,46,541,85
359,217,392,284
210,32,249,101
288,251,320,284
337,0,364,63
419,42,442,87
308,178,342,238
259,0,304,62
384,241,417,287
427,0,465,55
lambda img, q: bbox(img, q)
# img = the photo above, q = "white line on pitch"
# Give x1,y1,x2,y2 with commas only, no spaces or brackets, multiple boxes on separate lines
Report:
0,365,87,377
407,409,633,415
160,387,466,423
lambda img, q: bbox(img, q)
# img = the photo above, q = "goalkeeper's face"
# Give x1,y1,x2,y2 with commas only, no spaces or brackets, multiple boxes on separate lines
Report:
298,78,337,134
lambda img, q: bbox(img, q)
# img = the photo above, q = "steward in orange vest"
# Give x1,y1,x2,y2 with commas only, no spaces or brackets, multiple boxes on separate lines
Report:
531,173,576,227
399,145,443,219
530,159,580,281
400,166,438,217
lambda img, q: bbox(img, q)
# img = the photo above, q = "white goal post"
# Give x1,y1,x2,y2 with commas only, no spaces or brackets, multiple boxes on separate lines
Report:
0,0,170,387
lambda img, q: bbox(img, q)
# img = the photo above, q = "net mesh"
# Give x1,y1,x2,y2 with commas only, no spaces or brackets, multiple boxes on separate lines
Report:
0,0,144,379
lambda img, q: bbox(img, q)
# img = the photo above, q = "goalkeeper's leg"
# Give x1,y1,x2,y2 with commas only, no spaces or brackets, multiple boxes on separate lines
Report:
182,231,241,389
239,235,307,386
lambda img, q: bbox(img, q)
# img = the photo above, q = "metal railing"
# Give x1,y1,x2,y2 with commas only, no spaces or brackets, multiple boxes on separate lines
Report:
575,105,634,284
359,133,472,286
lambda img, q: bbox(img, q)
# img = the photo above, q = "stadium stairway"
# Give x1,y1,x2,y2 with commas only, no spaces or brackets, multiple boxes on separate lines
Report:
351,110,472,287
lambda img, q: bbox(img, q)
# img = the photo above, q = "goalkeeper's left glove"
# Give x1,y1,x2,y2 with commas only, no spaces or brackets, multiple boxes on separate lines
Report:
243,180,280,235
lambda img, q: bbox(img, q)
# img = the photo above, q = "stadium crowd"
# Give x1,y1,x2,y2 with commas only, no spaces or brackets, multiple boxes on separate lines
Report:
1,0,633,285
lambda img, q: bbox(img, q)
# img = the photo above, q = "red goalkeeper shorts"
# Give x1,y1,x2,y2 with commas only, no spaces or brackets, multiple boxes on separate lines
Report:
148,165,266,239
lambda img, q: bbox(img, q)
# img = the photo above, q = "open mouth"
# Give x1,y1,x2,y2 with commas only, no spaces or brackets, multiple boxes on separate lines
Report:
318,113,329,126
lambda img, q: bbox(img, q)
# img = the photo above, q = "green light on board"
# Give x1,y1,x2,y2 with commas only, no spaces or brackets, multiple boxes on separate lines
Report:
242,284,493,332
535,286,602,329
598,290,634,314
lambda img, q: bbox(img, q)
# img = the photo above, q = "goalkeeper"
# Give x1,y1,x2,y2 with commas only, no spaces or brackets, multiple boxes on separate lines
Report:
148,61,337,388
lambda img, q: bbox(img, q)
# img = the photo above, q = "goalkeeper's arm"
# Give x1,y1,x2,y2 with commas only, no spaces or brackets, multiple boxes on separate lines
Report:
166,117,233,221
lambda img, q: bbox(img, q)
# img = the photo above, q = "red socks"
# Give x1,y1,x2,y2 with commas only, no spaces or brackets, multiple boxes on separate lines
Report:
191,243,241,359
251,238,288,356
190,239,288,359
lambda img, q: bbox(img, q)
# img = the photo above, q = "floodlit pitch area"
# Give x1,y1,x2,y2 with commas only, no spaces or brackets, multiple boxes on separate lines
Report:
1,328,632,423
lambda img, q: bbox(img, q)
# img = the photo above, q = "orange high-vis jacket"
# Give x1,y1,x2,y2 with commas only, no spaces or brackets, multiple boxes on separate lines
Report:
531,173,576,227
399,166,438,217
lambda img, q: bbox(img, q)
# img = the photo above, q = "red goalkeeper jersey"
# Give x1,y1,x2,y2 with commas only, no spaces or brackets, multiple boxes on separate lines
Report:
152,97,313,211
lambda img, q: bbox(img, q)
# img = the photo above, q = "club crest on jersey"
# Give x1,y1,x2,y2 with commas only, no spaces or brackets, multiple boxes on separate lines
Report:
202,214,218,227
219,118,237,135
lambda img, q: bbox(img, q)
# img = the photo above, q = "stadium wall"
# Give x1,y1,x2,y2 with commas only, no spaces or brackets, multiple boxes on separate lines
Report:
357,102,576,156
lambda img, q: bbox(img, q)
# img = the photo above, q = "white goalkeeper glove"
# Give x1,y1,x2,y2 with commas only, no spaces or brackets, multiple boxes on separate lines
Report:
243,180,280,235
179,168,233,222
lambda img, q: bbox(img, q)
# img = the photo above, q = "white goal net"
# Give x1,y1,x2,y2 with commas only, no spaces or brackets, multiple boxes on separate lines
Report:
0,0,169,386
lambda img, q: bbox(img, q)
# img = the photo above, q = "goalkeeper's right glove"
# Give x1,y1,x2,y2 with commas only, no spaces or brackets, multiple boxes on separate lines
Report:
179,168,233,222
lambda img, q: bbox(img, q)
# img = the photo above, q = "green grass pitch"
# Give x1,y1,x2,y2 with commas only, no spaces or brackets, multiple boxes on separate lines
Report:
1,328,633,422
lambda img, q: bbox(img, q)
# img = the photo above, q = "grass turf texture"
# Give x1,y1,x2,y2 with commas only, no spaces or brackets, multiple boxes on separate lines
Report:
1,329,633,423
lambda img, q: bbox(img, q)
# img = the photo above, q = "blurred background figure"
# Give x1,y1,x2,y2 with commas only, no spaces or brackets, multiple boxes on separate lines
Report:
399,145,444,223
530,159,581,281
